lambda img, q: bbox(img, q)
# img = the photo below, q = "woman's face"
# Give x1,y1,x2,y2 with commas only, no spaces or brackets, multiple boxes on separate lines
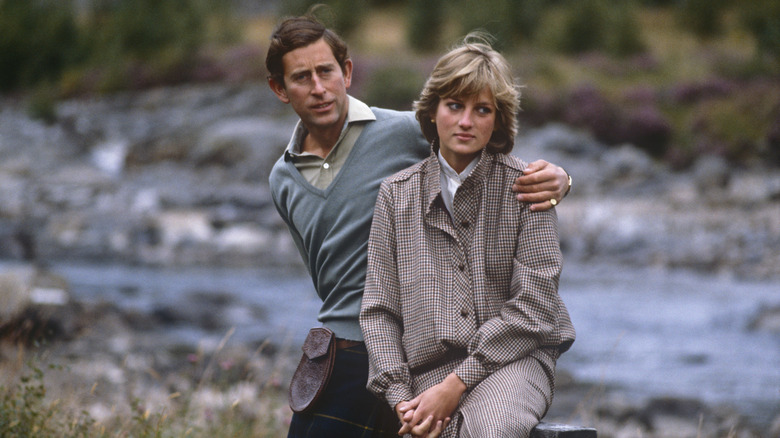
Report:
434,87,496,173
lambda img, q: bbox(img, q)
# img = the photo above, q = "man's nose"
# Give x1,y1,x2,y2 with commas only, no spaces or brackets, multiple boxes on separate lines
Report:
311,74,326,95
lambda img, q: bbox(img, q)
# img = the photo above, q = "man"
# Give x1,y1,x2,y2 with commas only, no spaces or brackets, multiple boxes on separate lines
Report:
266,16,572,438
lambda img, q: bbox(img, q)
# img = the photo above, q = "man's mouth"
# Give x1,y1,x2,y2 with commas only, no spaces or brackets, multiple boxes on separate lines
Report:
312,101,333,111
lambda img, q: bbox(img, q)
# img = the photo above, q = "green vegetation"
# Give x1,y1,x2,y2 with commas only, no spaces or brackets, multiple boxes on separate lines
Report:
363,65,426,111
0,0,236,96
0,1,777,165
0,0,79,93
0,348,291,437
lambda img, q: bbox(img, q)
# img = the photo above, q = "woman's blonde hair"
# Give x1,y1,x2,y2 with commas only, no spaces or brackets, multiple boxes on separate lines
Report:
414,33,520,154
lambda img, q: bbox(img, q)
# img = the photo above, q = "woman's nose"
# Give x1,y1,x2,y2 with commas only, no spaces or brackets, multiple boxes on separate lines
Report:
458,111,473,128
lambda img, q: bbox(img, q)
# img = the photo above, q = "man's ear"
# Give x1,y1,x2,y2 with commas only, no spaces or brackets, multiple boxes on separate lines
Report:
268,77,290,104
343,59,353,89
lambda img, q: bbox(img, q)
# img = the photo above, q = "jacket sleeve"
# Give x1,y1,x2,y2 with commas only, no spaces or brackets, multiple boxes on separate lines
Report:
454,206,565,390
360,181,415,409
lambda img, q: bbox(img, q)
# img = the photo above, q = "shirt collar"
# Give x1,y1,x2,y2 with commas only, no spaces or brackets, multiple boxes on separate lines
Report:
424,143,494,215
437,149,481,183
285,95,375,156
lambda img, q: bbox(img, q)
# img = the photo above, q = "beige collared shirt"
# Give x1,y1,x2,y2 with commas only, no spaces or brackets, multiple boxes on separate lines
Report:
285,96,376,189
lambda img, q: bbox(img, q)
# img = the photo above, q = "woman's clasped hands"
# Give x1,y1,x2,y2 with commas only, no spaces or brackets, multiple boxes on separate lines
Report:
394,373,466,437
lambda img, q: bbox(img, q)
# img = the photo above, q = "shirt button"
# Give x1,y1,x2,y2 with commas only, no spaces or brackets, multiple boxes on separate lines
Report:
461,221,470,228
460,308,469,317
323,163,330,169
458,264,465,271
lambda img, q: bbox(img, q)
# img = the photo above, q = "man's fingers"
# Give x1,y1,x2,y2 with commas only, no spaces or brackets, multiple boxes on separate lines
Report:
523,159,548,174
516,190,557,203
528,198,557,212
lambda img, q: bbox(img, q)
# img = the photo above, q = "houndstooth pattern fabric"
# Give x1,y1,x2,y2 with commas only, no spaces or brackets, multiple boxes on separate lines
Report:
360,148,575,433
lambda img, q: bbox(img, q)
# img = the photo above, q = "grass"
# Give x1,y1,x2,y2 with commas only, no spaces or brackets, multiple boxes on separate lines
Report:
0,332,295,438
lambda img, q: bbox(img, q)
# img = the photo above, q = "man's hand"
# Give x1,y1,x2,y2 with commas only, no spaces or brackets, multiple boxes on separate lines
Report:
513,160,570,211
396,373,464,437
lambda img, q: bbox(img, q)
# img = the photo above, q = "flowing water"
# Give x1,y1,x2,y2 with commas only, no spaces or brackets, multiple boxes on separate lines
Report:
38,261,780,429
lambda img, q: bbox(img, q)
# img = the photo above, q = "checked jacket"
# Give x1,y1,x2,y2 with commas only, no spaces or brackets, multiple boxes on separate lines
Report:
360,147,576,412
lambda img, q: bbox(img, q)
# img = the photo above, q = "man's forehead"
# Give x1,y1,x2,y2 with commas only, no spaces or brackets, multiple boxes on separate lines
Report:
282,39,339,73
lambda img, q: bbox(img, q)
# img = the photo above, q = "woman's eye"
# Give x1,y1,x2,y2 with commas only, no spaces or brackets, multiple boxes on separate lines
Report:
447,102,462,110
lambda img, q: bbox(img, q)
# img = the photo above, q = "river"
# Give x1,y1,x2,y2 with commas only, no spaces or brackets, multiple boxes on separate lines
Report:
42,261,780,429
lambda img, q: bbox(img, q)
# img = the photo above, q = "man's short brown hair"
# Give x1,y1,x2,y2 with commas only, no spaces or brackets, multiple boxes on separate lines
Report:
265,16,350,85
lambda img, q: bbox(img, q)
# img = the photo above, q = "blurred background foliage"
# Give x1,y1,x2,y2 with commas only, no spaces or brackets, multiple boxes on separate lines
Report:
0,0,778,168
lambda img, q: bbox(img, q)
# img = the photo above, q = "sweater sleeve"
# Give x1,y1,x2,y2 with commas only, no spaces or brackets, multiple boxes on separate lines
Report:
360,181,415,408
454,206,564,390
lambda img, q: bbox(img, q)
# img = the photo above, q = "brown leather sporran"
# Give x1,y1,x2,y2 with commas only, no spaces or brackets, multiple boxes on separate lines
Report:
288,327,336,413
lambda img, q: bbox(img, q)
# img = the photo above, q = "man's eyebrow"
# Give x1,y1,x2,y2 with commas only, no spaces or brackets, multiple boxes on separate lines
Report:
288,61,337,76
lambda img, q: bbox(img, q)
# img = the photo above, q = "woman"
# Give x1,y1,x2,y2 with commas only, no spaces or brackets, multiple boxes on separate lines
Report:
359,36,576,438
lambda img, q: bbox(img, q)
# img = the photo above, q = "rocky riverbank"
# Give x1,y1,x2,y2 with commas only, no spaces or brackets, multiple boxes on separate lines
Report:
1,83,778,278
1,83,779,437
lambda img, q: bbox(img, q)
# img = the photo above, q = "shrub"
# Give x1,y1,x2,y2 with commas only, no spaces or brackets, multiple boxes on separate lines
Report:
670,79,736,104
363,65,425,111
508,0,547,41
560,85,670,156
606,0,646,57
675,0,727,39
741,0,780,59
562,85,620,143
0,365,95,437
280,0,366,38
552,0,645,57
618,106,672,157
450,0,515,49
690,82,780,165
0,0,79,92
407,0,445,51
556,0,610,54
75,0,235,92
84,0,225,62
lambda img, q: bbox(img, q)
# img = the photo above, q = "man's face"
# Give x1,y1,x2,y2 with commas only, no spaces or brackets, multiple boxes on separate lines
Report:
269,38,352,137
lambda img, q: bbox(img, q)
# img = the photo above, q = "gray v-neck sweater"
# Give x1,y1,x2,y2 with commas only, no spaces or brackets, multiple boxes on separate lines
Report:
269,106,429,340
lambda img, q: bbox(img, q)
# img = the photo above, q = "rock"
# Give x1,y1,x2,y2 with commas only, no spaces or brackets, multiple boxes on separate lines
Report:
693,155,731,194
599,143,657,185
152,210,214,247
0,265,36,321
195,118,289,171
91,138,130,175
770,413,780,438
0,265,75,342
747,304,780,333
214,224,274,253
